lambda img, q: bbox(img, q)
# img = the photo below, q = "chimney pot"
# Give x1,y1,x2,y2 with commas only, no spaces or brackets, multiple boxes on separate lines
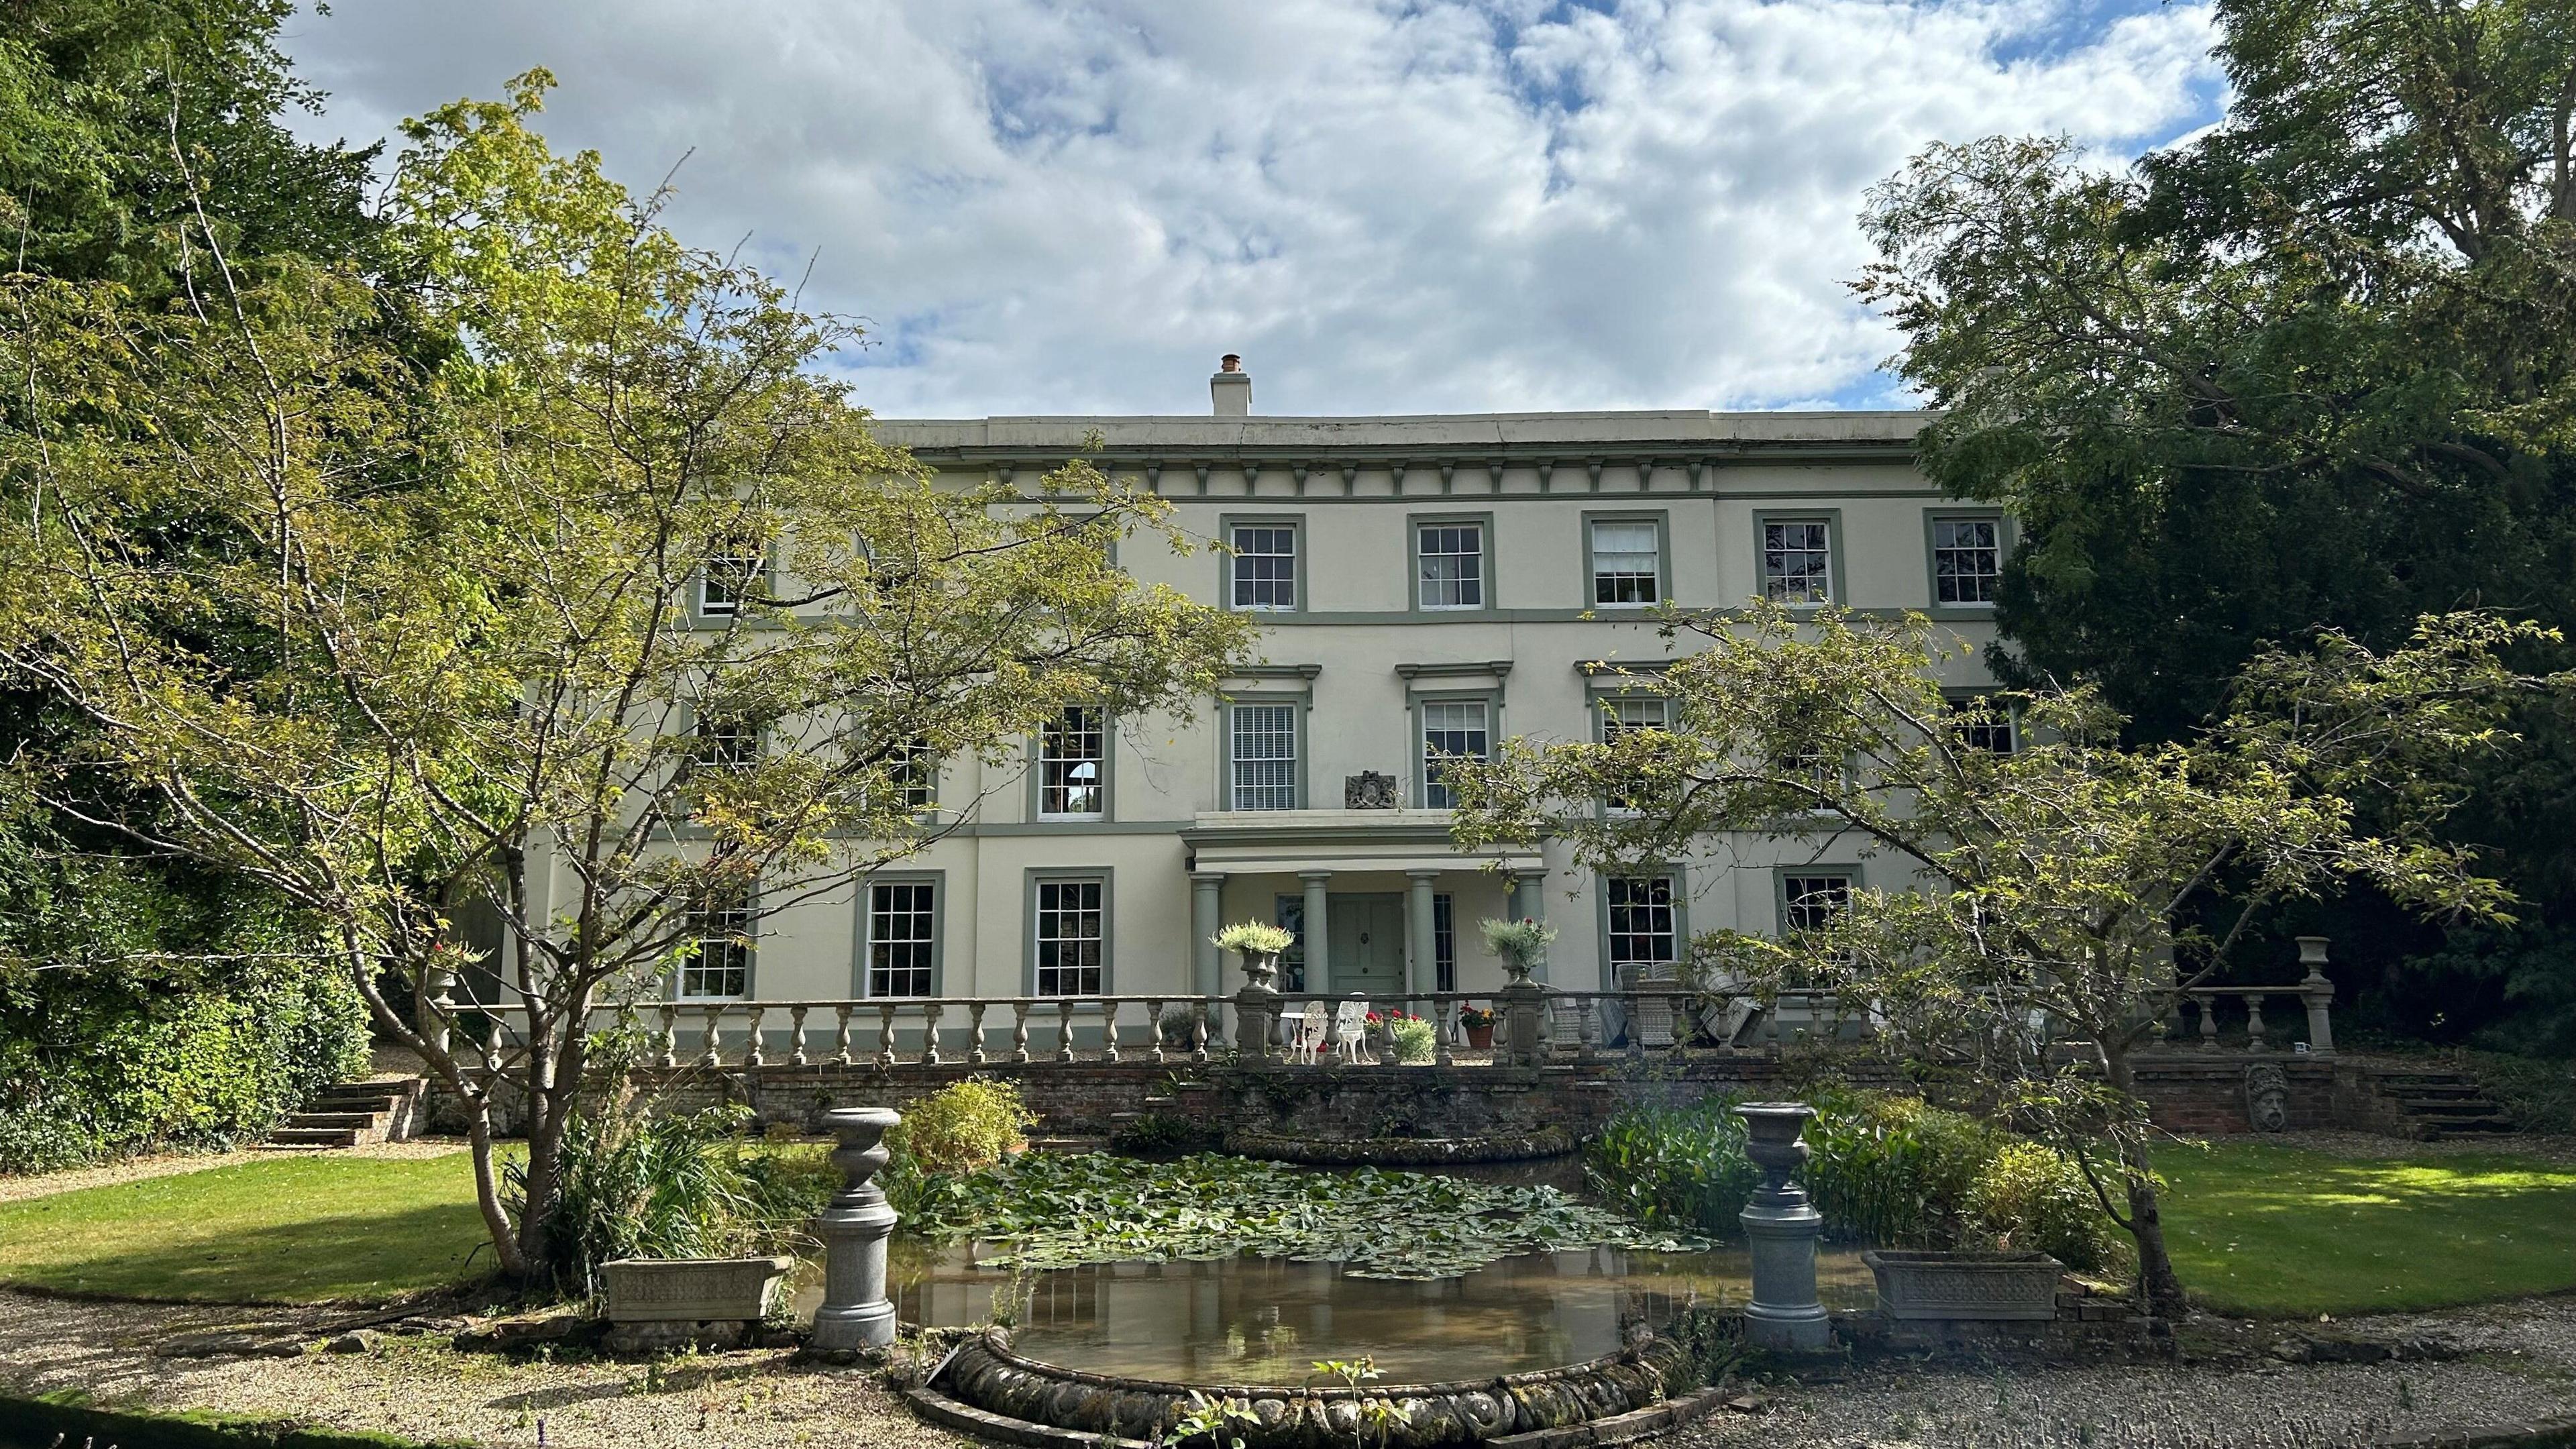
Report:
1210,355,1251,417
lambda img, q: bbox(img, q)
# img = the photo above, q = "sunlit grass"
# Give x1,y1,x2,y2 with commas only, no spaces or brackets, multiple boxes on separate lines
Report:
2158,1140,2576,1318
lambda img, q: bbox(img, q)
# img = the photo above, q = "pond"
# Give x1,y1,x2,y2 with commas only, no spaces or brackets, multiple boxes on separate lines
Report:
875,1242,1876,1384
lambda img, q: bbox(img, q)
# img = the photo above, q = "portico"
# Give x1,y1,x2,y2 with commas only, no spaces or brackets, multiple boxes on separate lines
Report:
1181,810,1549,1002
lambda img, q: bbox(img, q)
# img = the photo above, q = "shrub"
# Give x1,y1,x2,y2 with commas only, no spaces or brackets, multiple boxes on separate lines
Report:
888,1077,1037,1177
1480,917,1556,970
1211,921,1295,955
1110,1110,1214,1156
1582,1091,2123,1270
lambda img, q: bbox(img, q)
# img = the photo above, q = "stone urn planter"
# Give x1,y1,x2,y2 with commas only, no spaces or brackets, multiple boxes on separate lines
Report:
601,1254,794,1323
1862,1250,2064,1322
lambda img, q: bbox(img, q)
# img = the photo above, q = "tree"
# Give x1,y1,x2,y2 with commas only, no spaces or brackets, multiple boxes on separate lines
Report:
0,76,1254,1279
1446,602,2561,1311
1856,0,2576,1032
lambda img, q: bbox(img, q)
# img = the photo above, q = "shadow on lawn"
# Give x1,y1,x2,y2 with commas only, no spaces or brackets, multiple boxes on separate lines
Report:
6,1198,495,1305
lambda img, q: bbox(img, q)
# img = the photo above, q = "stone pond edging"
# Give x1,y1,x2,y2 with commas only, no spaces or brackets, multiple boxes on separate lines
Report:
914,1325,1717,1448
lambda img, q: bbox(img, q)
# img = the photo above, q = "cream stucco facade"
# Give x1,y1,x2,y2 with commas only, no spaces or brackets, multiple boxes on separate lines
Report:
630,389,2001,1012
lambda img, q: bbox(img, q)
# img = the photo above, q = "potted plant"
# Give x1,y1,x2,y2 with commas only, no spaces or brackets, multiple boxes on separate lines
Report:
1480,917,1557,985
1861,1249,2065,1322
1211,920,1295,990
1456,1004,1497,1050
1364,1008,1436,1064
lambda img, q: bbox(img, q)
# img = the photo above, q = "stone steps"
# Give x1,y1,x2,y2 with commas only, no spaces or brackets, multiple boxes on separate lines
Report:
2364,1067,2514,1140
258,1077,427,1152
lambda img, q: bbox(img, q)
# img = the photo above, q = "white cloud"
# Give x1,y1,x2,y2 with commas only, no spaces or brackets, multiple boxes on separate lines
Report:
278,0,2220,417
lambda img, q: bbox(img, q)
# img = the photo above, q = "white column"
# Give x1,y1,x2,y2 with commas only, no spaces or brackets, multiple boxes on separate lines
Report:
1299,871,1332,994
1508,867,1550,985
1190,872,1226,998
1406,870,1440,998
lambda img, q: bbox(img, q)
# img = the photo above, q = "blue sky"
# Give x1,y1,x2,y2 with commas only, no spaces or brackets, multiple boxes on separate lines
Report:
278,1,2225,419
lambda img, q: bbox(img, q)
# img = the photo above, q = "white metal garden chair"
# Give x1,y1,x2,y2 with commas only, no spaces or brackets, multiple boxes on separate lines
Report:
1289,1001,1328,1064
1332,998,1370,1064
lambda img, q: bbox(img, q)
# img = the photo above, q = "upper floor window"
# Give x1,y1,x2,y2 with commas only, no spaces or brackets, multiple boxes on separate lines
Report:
679,883,753,999
1420,698,1491,808
889,737,939,810
694,713,760,770
1591,519,1662,606
700,538,764,617
1601,696,1669,812
1038,706,1106,818
1606,875,1678,973
1782,872,1853,936
1229,702,1297,810
1034,877,1106,996
1230,523,1298,610
1762,519,1833,604
1931,517,2001,606
1416,522,1487,610
867,879,937,998
1947,695,2019,755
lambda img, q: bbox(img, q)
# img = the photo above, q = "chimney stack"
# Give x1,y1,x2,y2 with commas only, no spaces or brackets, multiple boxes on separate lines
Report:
1211,354,1250,417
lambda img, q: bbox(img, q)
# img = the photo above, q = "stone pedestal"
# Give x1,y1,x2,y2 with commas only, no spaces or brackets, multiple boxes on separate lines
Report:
1735,1102,1832,1352
1497,967,1546,1068
2297,936,2337,1055
810,1106,901,1353
1233,973,1281,1065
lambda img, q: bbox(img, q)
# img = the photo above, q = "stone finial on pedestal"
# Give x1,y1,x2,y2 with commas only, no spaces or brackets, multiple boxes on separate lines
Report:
1735,1102,1833,1351
810,1106,901,1354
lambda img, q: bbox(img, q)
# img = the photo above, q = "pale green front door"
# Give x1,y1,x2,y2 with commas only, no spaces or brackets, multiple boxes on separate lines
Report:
1328,894,1405,997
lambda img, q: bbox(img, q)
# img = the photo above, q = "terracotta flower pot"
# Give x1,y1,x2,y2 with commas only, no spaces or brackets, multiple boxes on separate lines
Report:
1464,1024,1495,1050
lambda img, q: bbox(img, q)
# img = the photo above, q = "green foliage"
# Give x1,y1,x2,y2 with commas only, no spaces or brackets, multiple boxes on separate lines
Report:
0,814,366,1172
1109,1111,1216,1157
888,1078,1037,1177
2450,1049,2576,1134
1211,921,1294,955
1582,1093,2123,1271
1384,1015,1436,1065
508,1100,833,1295
898,1150,1706,1281
1479,917,1555,967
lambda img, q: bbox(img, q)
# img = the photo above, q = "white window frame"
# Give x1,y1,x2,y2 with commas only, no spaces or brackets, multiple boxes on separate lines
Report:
1760,517,1835,605
678,885,754,1000
1418,696,1493,809
865,879,938,999
1032,876,1108,997
1037,706,1107,820
1414,521,1488,611
1228,701,1299,810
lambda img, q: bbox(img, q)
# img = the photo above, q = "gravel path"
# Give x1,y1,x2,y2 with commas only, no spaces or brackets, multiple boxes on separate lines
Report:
0,1289,968,1449
1673,1296,2576,1448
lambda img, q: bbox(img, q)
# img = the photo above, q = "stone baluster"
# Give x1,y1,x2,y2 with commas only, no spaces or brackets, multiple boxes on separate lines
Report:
1056,1001,1076,1063
700,1007,724,1068
655,1006,678,1068
1102,1000,1122,1064
785,1006,808,1067
421,964,457,1060
1371,999,1399,1065
921,1001,944,1066
1191,1003,1211,1063
2242,992,2268,1052
967,1002,990,1066
1010,1002,1032,1063
810,1106,902,1354
743,1006,767,1068
1433,996,1455,1067
2298,936,2337,1054
875,1004,898,1068
833,1005,855,1067
1625,979,1647,1064
1144,998,1166,1064
1668,990,1692,1062
2198,994,2222,1051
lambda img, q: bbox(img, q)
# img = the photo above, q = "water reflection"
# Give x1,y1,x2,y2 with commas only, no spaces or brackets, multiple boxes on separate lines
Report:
883,1243,1875,1385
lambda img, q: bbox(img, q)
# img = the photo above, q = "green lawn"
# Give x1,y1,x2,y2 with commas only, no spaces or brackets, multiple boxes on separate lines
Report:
2159,1140,2576,1317
0,1154,494,1304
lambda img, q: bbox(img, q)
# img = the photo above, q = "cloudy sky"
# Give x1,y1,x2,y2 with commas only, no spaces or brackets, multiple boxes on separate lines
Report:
277,1,2224,419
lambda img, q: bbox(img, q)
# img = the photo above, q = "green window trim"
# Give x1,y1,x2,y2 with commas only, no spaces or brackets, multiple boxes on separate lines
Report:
692,538,778,625
1027,706,1116,822
1582,509,1671,610
1023,866,1117,998
1218,513,1307,613
1595,865,1692,987
672,874,761,1002
1218,692,1311,810
1772,864,1862,936
1589,690,1672,819
1750,508,1846,608
1409,686,1503,809
1922,508,2011,619
851,870,947,998
1407,511,1499,614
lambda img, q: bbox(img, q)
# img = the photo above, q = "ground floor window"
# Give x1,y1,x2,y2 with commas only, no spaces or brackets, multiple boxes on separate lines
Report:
1605,875,1676,979
680,884,753,999
868,880,936,997
1434,893,1456,991
1274,895,1307,993
1782,873,1853,934
1035,877,1106,996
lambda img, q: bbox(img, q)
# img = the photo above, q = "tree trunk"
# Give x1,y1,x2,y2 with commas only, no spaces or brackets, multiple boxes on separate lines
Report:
465,1103,529,1281
2104,1047,2187,1316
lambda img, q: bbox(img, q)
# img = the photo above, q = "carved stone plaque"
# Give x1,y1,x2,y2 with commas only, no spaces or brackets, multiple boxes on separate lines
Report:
1344,771,1399,810
2244,1061,2292,1132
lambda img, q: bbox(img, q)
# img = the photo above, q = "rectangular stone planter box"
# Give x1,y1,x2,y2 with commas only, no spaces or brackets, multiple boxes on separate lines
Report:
1862,1250,2064,1322
601,1255,794,1322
